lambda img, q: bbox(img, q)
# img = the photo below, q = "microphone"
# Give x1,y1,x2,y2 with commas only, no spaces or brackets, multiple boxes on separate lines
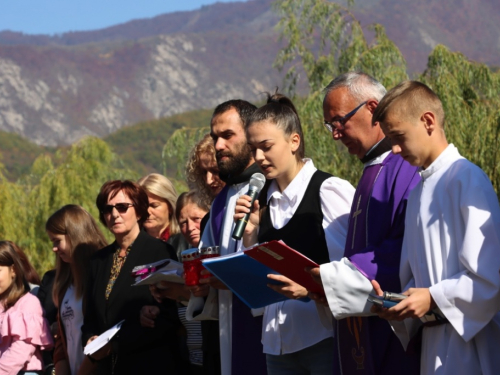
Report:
232,173,266,240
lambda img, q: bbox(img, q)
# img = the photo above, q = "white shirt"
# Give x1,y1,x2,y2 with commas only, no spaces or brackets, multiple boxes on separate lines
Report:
61,285,84,375
398,144,500,374
262,159,354,355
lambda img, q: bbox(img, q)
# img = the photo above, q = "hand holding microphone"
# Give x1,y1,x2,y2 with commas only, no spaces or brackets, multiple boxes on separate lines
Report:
232,173,266,241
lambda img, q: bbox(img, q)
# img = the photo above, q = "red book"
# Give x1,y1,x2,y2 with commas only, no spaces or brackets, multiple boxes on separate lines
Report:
244,240,324,295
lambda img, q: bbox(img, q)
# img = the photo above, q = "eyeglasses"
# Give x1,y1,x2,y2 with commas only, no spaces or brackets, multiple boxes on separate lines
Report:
102,203,134,215
323,101,367,132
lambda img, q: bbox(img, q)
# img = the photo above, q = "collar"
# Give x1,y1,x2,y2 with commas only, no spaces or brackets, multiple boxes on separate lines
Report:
221,163,262,186
419,144,459,180
160,227,170,242
360,137,392,164
114,242,133,258
364,151,391,168
267,159,316,207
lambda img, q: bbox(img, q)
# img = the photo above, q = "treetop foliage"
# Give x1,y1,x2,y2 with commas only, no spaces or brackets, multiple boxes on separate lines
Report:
0,137,136,273
272,0,500,194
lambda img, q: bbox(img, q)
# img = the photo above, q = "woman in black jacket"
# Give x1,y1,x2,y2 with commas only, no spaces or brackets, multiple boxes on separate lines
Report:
81,180,180,374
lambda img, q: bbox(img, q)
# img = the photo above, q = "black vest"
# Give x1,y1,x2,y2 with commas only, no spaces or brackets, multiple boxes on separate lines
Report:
258,170,331,265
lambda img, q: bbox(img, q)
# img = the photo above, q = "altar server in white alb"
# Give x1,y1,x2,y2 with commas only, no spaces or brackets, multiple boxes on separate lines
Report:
371,80,500,374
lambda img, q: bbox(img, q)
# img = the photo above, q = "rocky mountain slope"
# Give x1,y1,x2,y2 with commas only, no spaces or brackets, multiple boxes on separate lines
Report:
0,0,498,146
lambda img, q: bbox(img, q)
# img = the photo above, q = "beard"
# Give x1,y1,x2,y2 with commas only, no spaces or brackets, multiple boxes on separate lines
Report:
216,140,252,178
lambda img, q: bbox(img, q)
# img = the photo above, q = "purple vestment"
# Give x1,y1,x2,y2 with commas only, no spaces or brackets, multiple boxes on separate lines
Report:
336,152,421,374
211,185,267,375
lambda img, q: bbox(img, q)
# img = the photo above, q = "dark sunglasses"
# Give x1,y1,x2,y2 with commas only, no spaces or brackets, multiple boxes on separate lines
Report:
323,101,367,132
102,203,134,215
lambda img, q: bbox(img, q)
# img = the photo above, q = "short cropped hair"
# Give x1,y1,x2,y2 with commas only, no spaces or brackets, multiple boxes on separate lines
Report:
96,180,149,227
372,80,445,128
324,71,387,103
175,191,210,223
211,99,257,128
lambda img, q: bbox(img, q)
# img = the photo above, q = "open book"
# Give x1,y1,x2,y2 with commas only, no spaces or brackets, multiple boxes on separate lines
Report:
201,240,322,309
84,320,125,355
131,259,184,286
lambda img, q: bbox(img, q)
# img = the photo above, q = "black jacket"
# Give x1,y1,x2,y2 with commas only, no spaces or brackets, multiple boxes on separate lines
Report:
82,230,180,374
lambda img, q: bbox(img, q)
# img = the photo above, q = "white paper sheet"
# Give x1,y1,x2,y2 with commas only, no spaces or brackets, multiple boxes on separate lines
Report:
83,319,125,355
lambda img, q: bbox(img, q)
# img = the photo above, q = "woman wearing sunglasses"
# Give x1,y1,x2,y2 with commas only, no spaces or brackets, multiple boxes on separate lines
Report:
81,180,181,374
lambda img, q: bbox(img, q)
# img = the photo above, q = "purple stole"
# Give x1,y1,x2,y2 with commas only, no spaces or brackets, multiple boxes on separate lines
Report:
210,185,268,375
336,153,421,375
210,185,229,247
339,163,382,373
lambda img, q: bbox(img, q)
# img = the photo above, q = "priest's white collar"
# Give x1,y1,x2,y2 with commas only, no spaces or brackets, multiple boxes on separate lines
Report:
419,144,460,180
363,150,391,168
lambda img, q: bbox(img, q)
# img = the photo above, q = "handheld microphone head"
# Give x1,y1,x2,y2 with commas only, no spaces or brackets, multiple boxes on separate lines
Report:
231,172,266,240
248,173,266,192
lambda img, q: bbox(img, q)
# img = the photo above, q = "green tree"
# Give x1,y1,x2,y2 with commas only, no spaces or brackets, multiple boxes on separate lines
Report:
273,0,408,185
273,0,500,201
15,137,136,274
420,45,500,195
0,159,28,244
162,126,210,193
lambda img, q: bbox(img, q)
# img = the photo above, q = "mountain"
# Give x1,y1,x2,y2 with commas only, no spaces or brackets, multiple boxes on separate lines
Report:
0,107,214,182
0,0,498,146
352,0,500,73
0,130,53,181
104,107,214,177
0,0,280,146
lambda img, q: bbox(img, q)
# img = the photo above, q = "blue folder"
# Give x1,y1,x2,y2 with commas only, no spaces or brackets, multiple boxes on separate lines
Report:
202,251,288,309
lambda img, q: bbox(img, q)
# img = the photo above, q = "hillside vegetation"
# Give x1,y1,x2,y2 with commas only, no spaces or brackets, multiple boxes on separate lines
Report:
0,131,55,181
104,108,213,178
0,107,213,182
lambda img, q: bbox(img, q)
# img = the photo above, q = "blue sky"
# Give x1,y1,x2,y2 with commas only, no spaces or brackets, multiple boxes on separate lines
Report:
0,0,247,35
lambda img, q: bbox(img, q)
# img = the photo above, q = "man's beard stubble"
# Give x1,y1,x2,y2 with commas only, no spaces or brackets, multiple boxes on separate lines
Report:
216,141,252,178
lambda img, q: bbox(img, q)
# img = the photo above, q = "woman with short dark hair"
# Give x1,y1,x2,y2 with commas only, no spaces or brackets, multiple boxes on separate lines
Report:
82,180,180,374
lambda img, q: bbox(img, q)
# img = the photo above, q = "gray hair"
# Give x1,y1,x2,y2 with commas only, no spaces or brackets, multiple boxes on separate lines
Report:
323,72,386,103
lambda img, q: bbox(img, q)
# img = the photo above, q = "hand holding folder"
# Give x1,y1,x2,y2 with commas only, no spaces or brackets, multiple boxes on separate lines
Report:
244,240,323,295
201,240,323,309
266,273,309,300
